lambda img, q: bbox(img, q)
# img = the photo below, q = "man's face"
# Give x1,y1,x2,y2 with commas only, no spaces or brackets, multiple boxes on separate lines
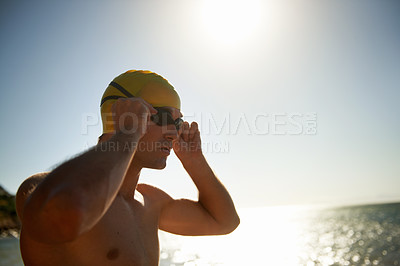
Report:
133,107,183,169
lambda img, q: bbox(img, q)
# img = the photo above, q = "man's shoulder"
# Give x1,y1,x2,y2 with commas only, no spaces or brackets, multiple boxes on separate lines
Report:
136,183,173,207
16,172,49,219
17,172,49,196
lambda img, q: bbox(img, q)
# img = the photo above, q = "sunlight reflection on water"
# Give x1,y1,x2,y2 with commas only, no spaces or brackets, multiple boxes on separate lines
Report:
159,203,400,266
1,203,399,266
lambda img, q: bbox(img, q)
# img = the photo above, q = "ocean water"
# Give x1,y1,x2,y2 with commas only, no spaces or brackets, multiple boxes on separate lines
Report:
1,202,400,266
0,237,23,266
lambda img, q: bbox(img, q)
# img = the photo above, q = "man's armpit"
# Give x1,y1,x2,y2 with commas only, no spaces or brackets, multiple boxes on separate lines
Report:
16,172,49,220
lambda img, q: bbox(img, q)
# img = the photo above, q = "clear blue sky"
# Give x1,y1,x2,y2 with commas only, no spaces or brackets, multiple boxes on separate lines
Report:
1,0,399,208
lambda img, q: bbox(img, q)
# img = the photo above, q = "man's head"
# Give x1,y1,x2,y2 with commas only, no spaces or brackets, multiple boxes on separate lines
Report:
99,70,182,169
100,70,181,134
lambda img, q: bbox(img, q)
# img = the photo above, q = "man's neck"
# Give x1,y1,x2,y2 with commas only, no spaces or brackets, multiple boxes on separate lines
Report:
118,163,142,198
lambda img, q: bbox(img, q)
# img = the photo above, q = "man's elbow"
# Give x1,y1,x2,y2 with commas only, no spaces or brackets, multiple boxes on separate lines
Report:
227,214,241,233
218,214,240,235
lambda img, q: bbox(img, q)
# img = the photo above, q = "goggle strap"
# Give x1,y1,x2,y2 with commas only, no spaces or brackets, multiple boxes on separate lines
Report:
100,95,124,106
109,81,134,98
100,82,135,107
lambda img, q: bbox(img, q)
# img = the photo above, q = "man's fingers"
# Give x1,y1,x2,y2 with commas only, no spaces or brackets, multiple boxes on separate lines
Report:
133,97,157,114
180,121,200,142
143,101,157,115
193,130,201,144
181,122,190,142
189,122,198,140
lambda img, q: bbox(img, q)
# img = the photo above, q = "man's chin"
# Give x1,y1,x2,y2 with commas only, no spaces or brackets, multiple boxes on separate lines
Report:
143,160,167,170
152,164,167,170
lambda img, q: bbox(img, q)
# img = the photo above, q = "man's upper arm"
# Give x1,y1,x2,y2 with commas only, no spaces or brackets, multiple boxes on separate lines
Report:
16,172,49,221
137,183,228,236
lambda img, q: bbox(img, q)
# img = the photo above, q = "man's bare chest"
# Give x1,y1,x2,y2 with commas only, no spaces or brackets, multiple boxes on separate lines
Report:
21,194,161,266
73,195,161,264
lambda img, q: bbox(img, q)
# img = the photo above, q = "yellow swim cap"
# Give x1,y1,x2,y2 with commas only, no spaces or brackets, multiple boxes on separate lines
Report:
100,70,181,134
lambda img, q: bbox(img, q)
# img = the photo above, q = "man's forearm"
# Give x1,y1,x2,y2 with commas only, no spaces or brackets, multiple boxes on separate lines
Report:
181,154,240,231
24,132,141,243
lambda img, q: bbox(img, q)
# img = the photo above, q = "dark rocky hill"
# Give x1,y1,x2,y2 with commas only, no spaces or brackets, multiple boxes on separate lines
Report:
0,185,20,237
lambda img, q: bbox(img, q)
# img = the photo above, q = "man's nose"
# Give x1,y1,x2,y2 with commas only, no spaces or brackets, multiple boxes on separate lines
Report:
164,126,179,141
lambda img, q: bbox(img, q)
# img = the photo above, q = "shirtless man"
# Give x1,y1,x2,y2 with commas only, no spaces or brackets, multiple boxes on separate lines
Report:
16,70,240,265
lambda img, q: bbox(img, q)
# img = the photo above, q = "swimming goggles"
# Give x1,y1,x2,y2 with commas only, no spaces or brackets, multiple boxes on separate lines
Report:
151,107,183,131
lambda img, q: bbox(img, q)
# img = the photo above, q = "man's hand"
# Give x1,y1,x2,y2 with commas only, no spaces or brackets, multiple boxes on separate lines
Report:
173,121,202,161
159,120,240,236
112,98,157,137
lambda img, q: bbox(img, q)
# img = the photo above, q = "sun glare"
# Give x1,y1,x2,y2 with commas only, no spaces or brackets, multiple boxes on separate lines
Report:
159,206,308,265
200,0,263,45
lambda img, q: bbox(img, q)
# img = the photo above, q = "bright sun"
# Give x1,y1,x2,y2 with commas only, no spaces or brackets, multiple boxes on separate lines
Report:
200,0,263,45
